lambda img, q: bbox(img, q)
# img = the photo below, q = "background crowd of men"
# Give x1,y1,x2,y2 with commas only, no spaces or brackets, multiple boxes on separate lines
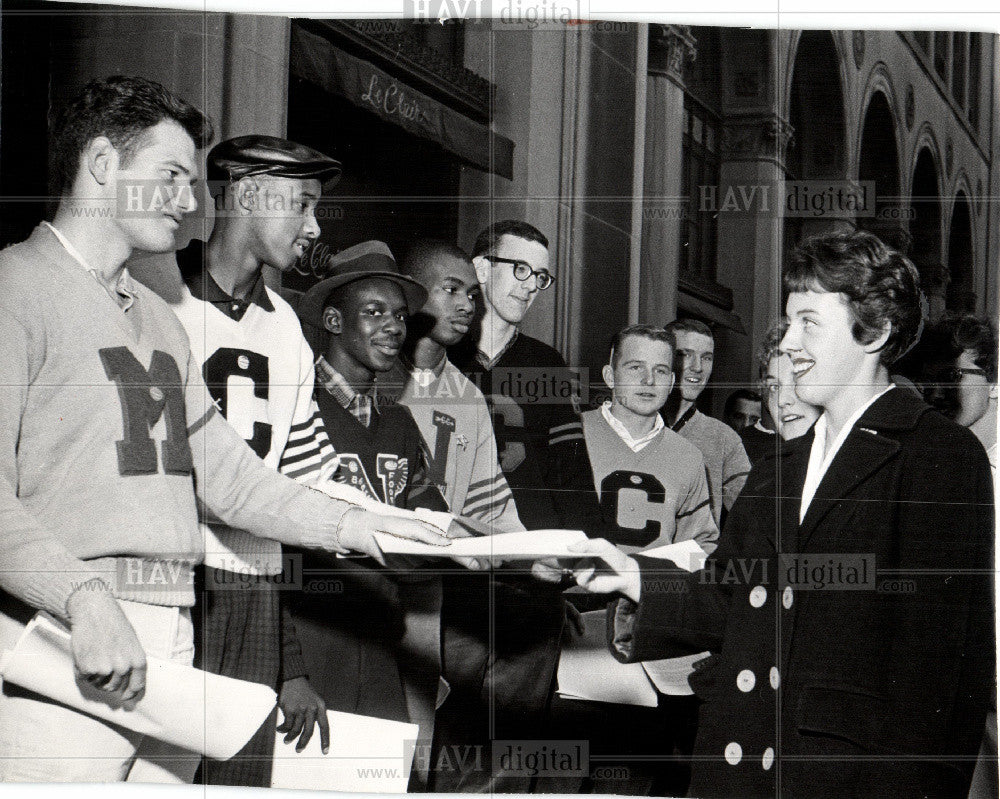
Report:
0,75,995,799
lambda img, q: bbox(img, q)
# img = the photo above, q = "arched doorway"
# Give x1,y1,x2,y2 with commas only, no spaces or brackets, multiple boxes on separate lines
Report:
784,32,849,258
910,148,945,320
947,193,975,313
858,92,906,251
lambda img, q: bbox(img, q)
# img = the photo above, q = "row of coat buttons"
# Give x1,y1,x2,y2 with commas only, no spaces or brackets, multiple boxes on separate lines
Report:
736,667,780,692
724,742,774,770
748,586,794,609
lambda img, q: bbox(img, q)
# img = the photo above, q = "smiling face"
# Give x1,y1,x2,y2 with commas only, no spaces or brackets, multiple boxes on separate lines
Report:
672,330,715,402
418,254,480,347
474,234,551,325
114,119,199,253
245,175,321,271
604,335,675,420
325,278,408,382
764,353,821,440
780,289,882,413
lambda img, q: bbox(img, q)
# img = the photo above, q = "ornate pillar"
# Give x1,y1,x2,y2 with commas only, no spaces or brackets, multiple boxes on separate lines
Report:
639,24,696,324
715,108,794,377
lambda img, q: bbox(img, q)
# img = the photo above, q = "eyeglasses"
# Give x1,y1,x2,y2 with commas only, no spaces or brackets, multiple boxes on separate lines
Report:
949,367,989,382
483,256,555,291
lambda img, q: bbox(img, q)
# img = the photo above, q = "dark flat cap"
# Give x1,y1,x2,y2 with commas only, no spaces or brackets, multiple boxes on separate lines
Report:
208,135,341,184
299,241,428,327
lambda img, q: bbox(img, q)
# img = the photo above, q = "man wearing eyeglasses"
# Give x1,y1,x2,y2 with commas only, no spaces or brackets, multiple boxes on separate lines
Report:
436,220,605,792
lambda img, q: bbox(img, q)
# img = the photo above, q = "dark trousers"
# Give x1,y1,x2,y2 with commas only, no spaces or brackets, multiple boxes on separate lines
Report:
192,565,281,787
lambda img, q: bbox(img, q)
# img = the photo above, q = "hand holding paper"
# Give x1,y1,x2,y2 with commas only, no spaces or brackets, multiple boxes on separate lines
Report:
0,614,276,760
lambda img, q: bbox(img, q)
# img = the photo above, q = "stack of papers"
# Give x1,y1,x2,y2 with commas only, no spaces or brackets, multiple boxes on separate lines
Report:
271,710,418,792
374,528,587,559
0,614,276,759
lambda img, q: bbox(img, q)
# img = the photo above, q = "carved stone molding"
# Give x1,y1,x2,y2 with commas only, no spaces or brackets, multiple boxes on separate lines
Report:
905,84,915,130
721,112,795,165
852,31,866,69
945,135,954,176
649,24,697,85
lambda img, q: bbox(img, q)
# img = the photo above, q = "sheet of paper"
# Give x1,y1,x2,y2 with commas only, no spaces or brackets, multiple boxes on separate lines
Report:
374,528,587,559
271,710,418,792
639,538,709,572
556,610,658,707
640,653,709,696
0,614,276,760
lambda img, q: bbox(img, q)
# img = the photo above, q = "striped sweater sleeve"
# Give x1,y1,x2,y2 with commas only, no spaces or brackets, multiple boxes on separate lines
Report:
279,397,340,485
459,407,524,533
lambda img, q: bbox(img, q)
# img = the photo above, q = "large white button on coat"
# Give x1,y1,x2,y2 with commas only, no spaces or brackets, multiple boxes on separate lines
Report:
769,666,780,690
749,586,767,608
725,742,743,766
737,669,756,692
782,585,793,609
762,747,774,770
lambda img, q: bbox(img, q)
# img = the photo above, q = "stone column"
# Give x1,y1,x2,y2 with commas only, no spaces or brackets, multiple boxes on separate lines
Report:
714,110,794,383
640,24,696,325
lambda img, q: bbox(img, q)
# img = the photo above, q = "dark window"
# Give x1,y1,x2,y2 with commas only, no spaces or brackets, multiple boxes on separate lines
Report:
969,34,982,131
952,32,968,108
934,31,950,81
680,95,720,286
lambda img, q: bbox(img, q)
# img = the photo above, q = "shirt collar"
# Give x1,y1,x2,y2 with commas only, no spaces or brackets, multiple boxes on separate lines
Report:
316,355,378,410
402,351,448,388
186,267,275,315
43,221,136,311
476,328,519,371
753,419,776,435
601,401,665,453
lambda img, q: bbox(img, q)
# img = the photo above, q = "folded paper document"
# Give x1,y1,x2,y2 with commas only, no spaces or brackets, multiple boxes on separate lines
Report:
271,710,418,792
0,614,275,760
374,528,588,559
557,540,711,702
557,610,658,707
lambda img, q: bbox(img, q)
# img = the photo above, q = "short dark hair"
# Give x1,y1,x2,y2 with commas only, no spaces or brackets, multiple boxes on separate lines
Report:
401,238,471,284
664,318,714,342
609,324,674,367
725,388,761,417
942,313,999,382
783,231,922,366
471,220,548,258
756,321,788,384
50,75,214,194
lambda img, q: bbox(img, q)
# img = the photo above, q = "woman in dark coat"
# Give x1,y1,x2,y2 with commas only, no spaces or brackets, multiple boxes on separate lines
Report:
544,231,995,798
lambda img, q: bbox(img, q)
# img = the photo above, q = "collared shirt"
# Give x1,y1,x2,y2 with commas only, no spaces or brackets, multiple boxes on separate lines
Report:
475,327,519,371
316,355,378,428
752,419,775,436
401,351,448,389
600,401,665,453
185,265,275,322
43,221,135,311
799,384,895,523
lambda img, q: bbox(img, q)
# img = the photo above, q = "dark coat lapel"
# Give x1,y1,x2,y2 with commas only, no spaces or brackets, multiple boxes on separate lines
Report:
796,388,925,552
772,432,811,552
